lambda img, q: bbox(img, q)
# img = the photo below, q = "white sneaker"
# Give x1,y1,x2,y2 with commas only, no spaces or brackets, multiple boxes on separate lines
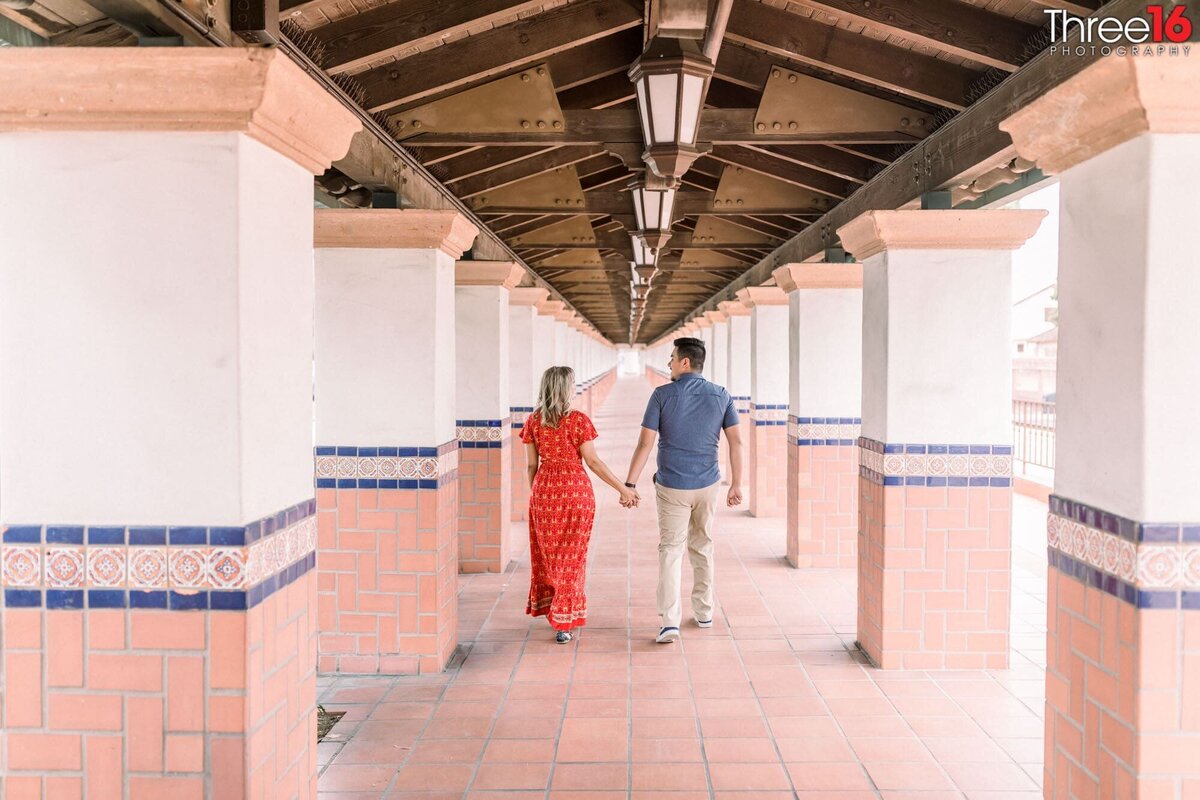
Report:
656,626,680,643
696,619,713,628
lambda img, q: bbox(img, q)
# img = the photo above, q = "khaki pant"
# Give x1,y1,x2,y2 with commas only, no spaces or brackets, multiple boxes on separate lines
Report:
655,481,719,629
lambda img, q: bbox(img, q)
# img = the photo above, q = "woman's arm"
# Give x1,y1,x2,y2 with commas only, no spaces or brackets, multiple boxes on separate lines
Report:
525,442,539,487
580,441,637,504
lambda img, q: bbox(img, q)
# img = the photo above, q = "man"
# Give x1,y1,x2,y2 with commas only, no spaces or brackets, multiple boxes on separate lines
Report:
624,337,743,643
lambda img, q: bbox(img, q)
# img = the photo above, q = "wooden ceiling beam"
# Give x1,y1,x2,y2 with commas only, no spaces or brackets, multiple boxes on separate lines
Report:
707,145,853,199
402,108,923,146
754,144,876,184
721,2,977,109
308,0,548,75
359,0,642,113
436,146,552,183
794,0,1038,72
475,192,828,217
545,29,643,92
451,146,602,198
703,78,762,109
558,73,637,110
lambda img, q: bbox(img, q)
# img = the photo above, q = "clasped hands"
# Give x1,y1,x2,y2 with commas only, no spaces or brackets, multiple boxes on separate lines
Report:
619,486,640,508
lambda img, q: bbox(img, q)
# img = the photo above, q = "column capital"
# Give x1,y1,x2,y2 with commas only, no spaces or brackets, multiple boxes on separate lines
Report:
455,261,523,289
836,210,1047,262
694,316,713,329
1000,56,1200,175
717,300,750,317
704,310,728,324
772,263,863,292
539,300,565,317
315,209,479,258
510,287,550,307
735,287,788,308
0,48,360,175
554,309,575,323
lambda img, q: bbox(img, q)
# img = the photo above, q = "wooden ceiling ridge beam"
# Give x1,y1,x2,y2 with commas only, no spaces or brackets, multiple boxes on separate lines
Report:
451,145,602,198
751,144,876,184
677,0,1149,331
358,0,643,113
794,0,1038,72
723,0,978,109
707,144,852,199
306,0,548,75
437,146,559,184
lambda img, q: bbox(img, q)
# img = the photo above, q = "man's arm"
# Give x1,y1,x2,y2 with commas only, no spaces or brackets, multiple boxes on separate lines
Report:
625,427,657,489
723,423,743,506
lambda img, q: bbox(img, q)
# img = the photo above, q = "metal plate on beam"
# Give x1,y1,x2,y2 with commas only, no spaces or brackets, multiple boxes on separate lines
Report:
689,217,778,246
511,216,597,246
754,68,934,138
391,64,565,139
675,250,746,269
539,249,606,268
713,164,832,211
475,164,586,209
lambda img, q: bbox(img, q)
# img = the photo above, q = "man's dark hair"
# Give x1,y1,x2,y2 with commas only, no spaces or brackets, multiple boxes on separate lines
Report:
673,337,706,371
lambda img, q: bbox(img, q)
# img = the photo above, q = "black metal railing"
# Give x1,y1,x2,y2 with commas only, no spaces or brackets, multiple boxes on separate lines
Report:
1013,399,1056,471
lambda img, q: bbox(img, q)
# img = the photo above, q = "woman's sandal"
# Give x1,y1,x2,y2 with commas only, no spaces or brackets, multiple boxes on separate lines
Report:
555,630,572,644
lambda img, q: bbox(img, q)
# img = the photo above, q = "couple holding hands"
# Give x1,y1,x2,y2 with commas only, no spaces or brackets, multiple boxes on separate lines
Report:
519,337,743,644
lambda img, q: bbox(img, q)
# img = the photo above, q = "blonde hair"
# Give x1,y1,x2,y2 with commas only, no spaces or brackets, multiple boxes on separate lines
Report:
535,366,575,428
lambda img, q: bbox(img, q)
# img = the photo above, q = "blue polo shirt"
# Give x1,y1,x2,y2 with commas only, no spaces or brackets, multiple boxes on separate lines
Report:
641,372,739,490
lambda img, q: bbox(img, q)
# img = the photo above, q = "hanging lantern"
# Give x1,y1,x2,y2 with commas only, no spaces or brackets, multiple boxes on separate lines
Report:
628,36,714,183
630,176,677,251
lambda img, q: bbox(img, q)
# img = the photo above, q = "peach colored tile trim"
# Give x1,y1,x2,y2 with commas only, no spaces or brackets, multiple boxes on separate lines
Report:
717,300,750,317
703,310,728,324
314,209,479,258
510,287,550,307
539,300,565,317
773,263,864,292
455,261,523,289
835,209,1048,261
693,317,712,328
1001,56,1200,175
0,49,360,175
735,286,788,307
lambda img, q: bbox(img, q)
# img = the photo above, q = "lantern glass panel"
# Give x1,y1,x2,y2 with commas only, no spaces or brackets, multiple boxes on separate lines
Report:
658,188,676,229
635,80,652,145
631,189,645,230
642,190,661,231
679,73,704,144
647,73,678,144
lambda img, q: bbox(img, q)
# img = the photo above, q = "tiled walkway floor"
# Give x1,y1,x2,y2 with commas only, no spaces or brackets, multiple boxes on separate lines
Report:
317,376,1049,799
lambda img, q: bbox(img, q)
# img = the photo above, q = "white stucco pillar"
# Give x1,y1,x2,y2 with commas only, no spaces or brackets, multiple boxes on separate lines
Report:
1002,56,1200,796
0,48,359,795
508,288,549,522
314,209,478,677
774,264,864,569
838,208,1045,671
705,311,730,392
738,287,789,517
455,262,523,574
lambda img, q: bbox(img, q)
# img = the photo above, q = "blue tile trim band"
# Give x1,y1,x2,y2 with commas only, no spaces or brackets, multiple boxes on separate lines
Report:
457,420,506,449
788,415,861,446
1,503,316,611
858,436,1013,486
314,442,458,489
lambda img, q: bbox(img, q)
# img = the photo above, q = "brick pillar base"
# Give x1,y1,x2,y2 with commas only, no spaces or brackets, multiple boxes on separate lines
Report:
0,509,318,797
857,438,1012,669
510,414,531,522
457,422,512,574
787,417,861,568
749,405,788,517
316,445,458,675
1043,497,1200,797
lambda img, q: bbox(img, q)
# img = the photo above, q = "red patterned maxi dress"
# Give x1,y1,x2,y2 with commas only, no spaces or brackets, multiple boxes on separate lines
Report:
520,410,598,631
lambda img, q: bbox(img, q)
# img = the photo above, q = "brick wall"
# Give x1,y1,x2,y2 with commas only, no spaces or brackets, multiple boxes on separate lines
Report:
510,424,530,522
457,442,512,574
315,444,459,675
749,406,788,517
787,444,859,568
0,551,316,798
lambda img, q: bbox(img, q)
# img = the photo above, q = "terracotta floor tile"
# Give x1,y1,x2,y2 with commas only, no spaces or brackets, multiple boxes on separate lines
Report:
708,762,791,791
702,737,782,762
922,736,1012,763
632,717,700,739
775,735,857,763
566,698,629,718
550,763,630,790
368,702,436,720
848,737,932,763
630,763,711,791
699,716,771,738
406,738,486,763
482,738,557,762
631,737,705,762
786,762,875,792
490,715,563,739
319,765,398,792
864,761,956,791
547,792,628,800
331,739,413,765
386,764,474,793
767,716,842,739
943,760,1040,791
470,762,552,791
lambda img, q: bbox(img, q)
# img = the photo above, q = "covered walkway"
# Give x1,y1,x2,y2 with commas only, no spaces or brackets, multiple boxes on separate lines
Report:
316,375,1049,799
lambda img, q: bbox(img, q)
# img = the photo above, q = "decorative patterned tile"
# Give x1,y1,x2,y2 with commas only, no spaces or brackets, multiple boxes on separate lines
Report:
858,437,1012,486
2,546,41,587
87,547,126,588
169,548,208,590
45,547,85,588
208,548,247,589
129,548,169,589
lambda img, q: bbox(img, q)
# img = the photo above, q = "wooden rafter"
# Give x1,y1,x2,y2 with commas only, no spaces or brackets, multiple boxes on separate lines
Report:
451,146,601,198
706,145,853,199
358,0,642,113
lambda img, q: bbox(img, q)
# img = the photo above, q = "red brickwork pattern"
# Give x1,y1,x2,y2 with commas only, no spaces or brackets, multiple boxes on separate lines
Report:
0,573,316,799
457,444,512,574
510,427,530,522
787,444,858,568
857,480,1012,669
316,484,458,675
1044,569,1200,798
749,425,788,517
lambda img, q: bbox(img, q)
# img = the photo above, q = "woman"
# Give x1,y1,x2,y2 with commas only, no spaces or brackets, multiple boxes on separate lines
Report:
521,366,636,643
